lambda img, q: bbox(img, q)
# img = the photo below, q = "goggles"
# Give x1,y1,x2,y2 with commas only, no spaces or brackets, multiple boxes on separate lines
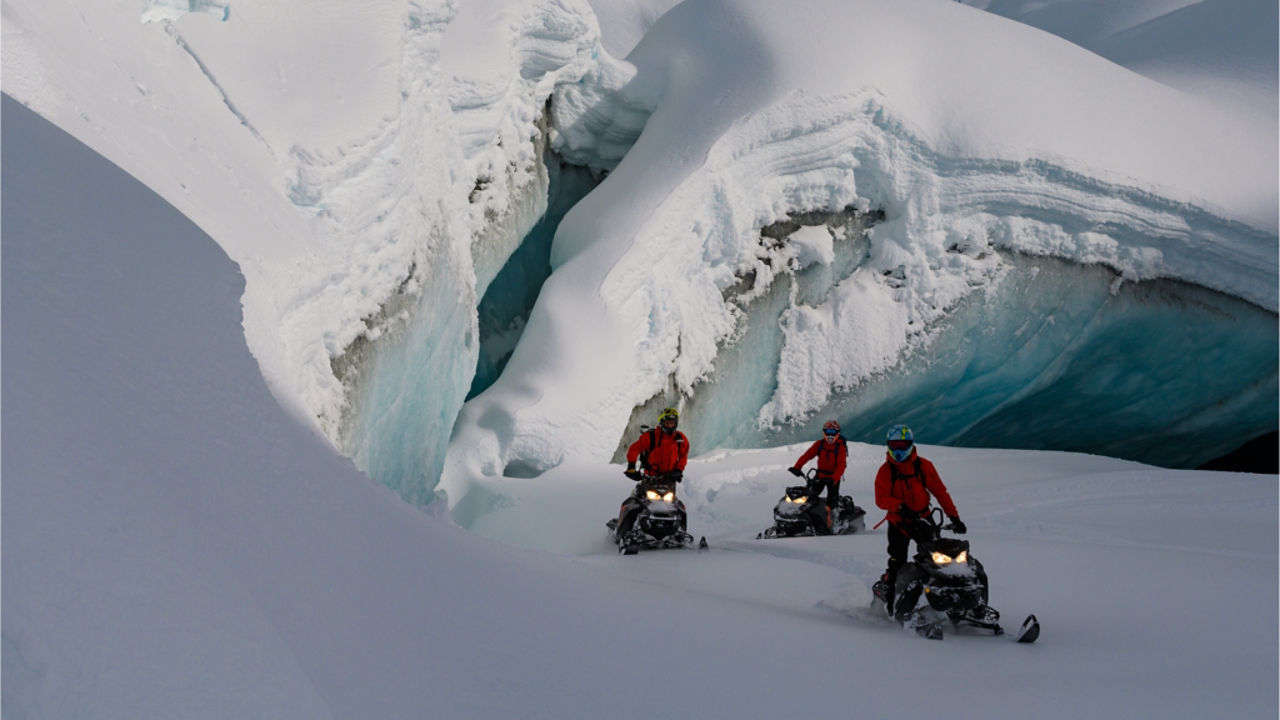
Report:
823,428,839,436
887,439,913,451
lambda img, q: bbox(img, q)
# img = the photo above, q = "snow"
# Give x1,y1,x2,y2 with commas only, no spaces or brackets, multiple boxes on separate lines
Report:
2,0,1278,717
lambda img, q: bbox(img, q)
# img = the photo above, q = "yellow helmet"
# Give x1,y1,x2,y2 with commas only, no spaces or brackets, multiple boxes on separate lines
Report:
658,407,680,423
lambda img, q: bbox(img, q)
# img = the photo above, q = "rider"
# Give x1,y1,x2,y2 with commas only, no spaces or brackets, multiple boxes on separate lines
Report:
871,424,967,616
787,419,848,535
616,407,690,540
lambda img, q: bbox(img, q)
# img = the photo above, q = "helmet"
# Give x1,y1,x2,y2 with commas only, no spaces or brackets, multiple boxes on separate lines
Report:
886,424,914,462
822,419,841,444
658,407,680,433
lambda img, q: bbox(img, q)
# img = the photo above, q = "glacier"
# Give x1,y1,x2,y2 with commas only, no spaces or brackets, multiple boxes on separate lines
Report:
2,0,1274,513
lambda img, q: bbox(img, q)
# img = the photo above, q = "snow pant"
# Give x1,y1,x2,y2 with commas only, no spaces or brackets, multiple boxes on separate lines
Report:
883,523,911,591
882,521,929,612
806,478,840,534
812,477,840,506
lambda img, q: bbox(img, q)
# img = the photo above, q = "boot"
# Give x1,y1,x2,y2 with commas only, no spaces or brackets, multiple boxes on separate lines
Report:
872,572,894,616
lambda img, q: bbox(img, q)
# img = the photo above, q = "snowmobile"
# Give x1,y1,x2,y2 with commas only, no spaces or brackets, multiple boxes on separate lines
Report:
757,469,866,539
872,508,1039,643
606,473,702,555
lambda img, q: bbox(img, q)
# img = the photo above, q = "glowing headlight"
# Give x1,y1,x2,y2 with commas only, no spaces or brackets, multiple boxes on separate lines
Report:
931,551,953,566
787,495,807,504
662,491,675,502
646,490,661,501
646,490,675,502
955,550,967,563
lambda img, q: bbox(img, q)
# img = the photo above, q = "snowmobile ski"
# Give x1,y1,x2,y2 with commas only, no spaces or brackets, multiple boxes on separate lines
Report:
1014,614,1040,644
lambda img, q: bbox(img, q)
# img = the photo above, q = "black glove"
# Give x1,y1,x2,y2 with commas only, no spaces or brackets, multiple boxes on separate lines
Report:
949,516,967,534
624,468,641,480
666,470,683,483
788,466,803,477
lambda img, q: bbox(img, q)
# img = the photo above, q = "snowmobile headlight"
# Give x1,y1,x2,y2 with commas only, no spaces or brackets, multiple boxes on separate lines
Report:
954,550,967,564
662,491,675,502
646,490,662,501
931,551,954,566
787,495,807,504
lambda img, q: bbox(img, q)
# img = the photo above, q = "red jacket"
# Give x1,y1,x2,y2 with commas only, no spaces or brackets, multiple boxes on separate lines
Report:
874,450,957,524
792,436,847,483
627,428,689,474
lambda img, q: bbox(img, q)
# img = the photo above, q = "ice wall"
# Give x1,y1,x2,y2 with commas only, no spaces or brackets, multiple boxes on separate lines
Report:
471,161,601,400
685,245,1277,468
334,0,603,504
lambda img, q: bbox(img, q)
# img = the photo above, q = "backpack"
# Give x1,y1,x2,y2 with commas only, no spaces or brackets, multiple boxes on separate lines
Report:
888,456,925,489
638,427,685,472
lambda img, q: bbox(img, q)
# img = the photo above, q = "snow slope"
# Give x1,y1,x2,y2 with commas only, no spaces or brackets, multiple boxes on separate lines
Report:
3,93,1277,720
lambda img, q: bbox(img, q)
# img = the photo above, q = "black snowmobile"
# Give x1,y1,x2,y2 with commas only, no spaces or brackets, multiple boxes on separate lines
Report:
757,468,866,539
872,508,1039,643
606,473,702,555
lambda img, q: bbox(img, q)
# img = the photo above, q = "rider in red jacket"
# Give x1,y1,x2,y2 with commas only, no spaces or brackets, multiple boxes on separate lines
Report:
617,407,689,540
788,419,847,534
872,424,967,615
626,408,689,478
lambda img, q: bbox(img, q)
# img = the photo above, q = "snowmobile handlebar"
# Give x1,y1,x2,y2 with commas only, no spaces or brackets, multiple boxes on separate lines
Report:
632,471,682,486
899,507,957,540
925,507,967,533
877,506,963,536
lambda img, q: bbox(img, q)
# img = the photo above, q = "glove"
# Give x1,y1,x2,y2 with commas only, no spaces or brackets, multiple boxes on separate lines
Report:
949,516,967,534
665,470,684,483
624,468,641,480
788,466,803,477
